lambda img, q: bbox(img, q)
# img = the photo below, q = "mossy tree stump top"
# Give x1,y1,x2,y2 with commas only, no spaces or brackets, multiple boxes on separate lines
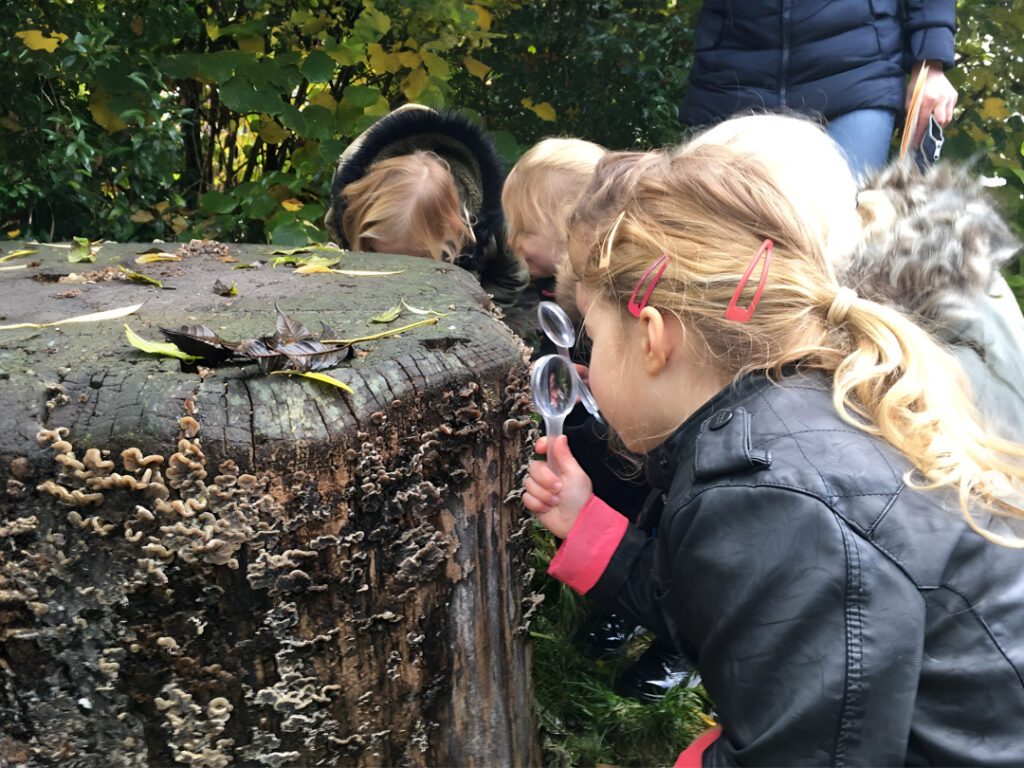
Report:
0,241,541,767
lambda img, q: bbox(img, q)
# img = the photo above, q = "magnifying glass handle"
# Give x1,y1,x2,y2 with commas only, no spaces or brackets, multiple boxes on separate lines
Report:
556,345,570,359
544,417,563,476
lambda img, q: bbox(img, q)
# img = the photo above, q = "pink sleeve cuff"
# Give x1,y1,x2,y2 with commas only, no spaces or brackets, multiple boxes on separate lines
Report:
675,727,721,767
547,494,629,594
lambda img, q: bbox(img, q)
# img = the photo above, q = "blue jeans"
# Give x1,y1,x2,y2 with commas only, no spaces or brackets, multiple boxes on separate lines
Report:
826,108,896,180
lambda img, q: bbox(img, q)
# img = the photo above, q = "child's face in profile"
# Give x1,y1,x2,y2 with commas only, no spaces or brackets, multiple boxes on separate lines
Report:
515,232,563,280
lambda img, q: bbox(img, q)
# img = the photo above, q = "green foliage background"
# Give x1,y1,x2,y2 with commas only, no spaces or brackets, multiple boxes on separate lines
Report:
2,1,1024,762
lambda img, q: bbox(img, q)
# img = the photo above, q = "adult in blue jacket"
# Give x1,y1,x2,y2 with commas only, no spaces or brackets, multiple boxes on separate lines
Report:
680,0,958,176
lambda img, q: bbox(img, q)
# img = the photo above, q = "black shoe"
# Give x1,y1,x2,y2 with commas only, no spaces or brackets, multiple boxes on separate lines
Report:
575,612,645,661
614,639,696,703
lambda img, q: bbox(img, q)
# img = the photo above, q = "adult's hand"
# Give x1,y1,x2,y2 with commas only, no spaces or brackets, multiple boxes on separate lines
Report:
522,435,593,539
907,60,958,147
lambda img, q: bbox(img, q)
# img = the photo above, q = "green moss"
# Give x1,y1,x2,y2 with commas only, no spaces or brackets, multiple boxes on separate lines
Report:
529,524,713,767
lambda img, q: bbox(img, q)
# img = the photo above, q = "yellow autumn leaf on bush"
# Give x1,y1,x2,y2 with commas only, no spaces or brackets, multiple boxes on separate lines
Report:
281,199,304,212
367,43,400,74
16,30,68,53
396,50,421,69
259,115,289,145
365,96,390,118
420,50,450,79
236,35,264,54
89,90,128,133
130,210,155,223
402,67,429,100
981,97,1011,121
0,113,21,132
521,98,557,122
309,90,338,111
463,56,491,80
468,5,493,31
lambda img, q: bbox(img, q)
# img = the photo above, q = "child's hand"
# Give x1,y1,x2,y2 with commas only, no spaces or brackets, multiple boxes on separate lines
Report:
523,435,593,539
573,363,590,387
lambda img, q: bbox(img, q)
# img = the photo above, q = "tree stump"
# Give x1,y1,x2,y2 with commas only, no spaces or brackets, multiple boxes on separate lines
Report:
0,242,542,767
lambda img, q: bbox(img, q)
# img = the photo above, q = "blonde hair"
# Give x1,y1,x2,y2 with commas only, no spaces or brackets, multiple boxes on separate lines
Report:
678,113,861,266
502,137,607,257
567,147,1024,546
341,150,473,262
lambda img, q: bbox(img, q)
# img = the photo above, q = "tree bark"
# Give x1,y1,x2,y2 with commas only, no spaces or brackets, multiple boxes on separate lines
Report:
0,242,542,767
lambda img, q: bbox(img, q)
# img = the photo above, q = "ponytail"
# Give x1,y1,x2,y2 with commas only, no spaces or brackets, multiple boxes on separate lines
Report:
822,290,1024,547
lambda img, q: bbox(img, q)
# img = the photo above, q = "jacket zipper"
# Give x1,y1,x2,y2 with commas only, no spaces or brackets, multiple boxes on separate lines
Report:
780,0,791,106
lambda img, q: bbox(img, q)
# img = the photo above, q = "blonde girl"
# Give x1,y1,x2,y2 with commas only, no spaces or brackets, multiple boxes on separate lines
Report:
339,151,472,262
502,137,606,280
324,104,529,308
523,147,1024,765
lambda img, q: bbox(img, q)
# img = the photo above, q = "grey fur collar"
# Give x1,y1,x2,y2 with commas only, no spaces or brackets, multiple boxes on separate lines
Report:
838,161,1020,335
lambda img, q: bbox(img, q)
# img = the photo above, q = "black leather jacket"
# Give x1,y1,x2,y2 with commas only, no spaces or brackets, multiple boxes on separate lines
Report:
555,370,1024,765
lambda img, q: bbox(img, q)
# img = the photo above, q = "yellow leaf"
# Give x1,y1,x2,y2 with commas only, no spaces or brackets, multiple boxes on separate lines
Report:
292,263,335,274
308,90,338,111
468,4,492,31
0,249,38,262
522,97,556,122
170,215,188,234
420,50,450,79
130,210,155,223
153,201,171,213
697,711,718,728
124,325,198,361
259,114,289,144
135,253,181,264
6,229,21,238
367,43,400,74
0,113,22,132
237,35,265,54
364,96,390,118
300,16,330,35
281,198,304,212
0,302,145,331
981,97,1011,121
270,370,354,393
323,316,436,345
396,50,421,69
89,90,128,133
463,56,491,80
130,16,144,36
326,44,359,67
206,22,220,41
401,67,429,100
15,30,68,53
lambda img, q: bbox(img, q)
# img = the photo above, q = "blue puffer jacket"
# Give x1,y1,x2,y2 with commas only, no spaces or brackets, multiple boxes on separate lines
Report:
680,0,956,127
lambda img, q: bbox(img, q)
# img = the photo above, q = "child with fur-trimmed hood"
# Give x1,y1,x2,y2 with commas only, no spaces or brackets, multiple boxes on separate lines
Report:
839,161,1024,442
324,104,529,309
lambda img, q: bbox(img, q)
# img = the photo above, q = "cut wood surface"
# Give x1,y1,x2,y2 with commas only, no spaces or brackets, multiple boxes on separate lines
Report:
0,241,542,767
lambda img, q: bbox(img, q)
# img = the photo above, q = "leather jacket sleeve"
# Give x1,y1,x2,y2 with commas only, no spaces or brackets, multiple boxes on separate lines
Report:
589,485,926,766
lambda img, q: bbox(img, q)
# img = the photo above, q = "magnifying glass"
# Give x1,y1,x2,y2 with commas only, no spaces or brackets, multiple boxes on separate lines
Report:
530,353,579,475
537,301,602,422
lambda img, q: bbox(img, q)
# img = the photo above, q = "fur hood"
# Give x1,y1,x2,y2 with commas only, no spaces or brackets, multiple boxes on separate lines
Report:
837,161,1020,338
323,104,506,272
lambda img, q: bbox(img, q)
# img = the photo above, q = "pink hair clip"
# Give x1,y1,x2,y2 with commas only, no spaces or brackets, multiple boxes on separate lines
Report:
725,239,773,323
628,253,669,317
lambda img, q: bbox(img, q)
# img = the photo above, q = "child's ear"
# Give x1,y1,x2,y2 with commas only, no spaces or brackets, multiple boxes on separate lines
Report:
637,307,672,376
